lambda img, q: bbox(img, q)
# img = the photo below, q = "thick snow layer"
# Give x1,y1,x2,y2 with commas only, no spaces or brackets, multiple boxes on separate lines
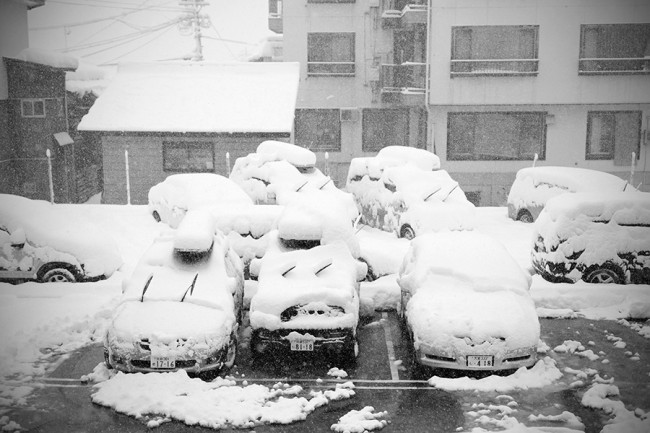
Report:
172,208,217,252
357,226,410,278
376,146,441,171
249,241,363,331
148,173,253,228
207,204,283,238
121,232,241,312
18,48,78,70
256,140,316,168
77,62,300,133
0,194,122,278
91,370,357,429
507,166,632,213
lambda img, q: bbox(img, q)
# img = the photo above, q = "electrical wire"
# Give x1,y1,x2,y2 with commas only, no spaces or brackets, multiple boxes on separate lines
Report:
46,0,180,12
208,18,236,60
98,23,177,65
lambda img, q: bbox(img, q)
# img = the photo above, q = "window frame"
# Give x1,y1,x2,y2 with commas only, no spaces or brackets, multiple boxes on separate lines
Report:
585,111,642,163
162,141,215,173
307,32,356,77
450,25,540,77
294,108,342,152
20,99,46,118
362,108,410,152
579,24,650,75
447,111,547,161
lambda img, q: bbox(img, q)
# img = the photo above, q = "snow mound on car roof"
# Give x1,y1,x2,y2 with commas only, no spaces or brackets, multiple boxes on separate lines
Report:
0,194,122,278
376,146,440,171
256,140,316,168
398,231,531,295
539,191,650,224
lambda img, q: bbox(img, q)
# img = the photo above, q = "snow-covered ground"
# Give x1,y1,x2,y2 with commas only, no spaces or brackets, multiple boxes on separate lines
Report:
1,204,648,432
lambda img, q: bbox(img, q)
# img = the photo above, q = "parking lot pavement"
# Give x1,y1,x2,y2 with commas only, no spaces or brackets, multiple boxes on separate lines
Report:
6,311,649,433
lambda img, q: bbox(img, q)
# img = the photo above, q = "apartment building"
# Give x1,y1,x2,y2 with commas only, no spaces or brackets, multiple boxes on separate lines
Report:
276,0,650,205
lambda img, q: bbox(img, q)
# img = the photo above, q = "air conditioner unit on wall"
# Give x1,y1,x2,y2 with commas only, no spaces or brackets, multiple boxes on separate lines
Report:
340,108,360,122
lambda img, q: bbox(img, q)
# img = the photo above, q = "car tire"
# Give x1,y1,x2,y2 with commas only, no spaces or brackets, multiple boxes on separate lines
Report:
400,224,416,240
517,210,534,223
584,265,624,284
39,266,76,283
152,210,161,222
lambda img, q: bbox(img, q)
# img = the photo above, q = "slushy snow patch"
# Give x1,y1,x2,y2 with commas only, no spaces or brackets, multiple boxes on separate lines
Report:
330,406,388,433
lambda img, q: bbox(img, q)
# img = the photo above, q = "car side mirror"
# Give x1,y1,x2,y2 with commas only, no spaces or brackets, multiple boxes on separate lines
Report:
10,228,26,248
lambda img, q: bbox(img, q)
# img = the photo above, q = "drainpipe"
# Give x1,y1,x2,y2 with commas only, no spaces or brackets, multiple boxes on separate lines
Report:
425,0,434,155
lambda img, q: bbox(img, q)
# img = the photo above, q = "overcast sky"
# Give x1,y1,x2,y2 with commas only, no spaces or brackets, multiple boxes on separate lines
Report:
28,0,272,66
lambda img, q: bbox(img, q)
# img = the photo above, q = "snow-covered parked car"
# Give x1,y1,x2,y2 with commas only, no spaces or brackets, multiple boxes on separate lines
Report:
398,231,540,372
507,166,633,223
148,173,253,228
532,192,650,284
0,194,121,283
104,210,245,374
346,146,474,240
249,241,366,365
230,140,356,211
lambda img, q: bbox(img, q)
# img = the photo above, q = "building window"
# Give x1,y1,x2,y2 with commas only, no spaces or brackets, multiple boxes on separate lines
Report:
586,111,641,165
579,24,650,74
21,99,46,118
163,141,214,172
362,109,409,152
308,33,355,76
447,112,546,161
451,26,539,76
294,109,341,151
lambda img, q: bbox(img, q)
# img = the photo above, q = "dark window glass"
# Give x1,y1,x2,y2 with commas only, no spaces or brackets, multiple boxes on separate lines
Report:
294,109,341,151
447,112,546,161
163,141,214,172
21,99,46,118
451,26,539,75
586,111,641,165
362,109,409,152
308,33,355,76
579,24,650,73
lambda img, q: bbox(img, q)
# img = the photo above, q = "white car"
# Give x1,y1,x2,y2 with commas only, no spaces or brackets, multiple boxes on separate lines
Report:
346,147,474,240
230,141,356,212
399,231,540,373
104,211,245,374
249,241,366,365
507,166,632,223
532,191,650,284
148,173,253,228
0,194,122,283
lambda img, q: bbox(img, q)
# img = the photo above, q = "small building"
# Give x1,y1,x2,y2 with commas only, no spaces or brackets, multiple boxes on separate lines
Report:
78,61,300,205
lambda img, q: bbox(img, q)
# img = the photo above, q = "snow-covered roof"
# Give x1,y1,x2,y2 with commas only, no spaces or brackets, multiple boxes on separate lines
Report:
77,61,300,133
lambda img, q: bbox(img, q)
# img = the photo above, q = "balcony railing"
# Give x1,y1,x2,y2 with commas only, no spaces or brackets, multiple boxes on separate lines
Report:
381,63,426,93
450,59,539,76
579,57,650,75
381,3,427,29
308,62,355,77
268,12,282,34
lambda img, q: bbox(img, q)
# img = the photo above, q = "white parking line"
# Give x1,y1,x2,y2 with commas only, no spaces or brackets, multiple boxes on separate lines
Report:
382,311,400,381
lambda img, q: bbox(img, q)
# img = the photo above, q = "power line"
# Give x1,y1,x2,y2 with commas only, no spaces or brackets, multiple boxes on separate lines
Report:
98,24,177,65
44,0,180,13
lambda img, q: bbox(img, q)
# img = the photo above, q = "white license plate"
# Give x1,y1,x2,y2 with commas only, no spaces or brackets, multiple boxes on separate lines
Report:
150,356,176,369
467,355,494,367
290,339,314,351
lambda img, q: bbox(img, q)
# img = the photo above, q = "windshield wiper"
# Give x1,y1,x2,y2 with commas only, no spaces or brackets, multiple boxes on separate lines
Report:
140,274,154,302
181,273,199,302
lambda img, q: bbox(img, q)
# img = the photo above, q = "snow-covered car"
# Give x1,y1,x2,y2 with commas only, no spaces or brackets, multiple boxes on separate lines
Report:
230,141,357,213
398,231,540,372
249,241,366,365
0,194,122,283
507,166,633,223
104,211,245,374
532,192,650,284
148,173,253,228
346,146,474,240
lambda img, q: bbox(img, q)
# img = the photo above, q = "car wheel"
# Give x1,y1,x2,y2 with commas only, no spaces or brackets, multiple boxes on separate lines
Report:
152,210,161,222
400,224,416,240
103,349,113,369
40,267,76,283
517,210,534,223
584,265,624,284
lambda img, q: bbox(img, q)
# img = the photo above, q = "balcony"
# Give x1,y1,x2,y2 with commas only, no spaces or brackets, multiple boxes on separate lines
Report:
381,3,427,29
450,59,539,77
268,12,282,34
578,57,650,75
380,63,426,105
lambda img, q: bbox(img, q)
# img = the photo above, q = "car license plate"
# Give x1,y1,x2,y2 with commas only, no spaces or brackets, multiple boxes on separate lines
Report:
290,339,314,351
467,355,494,367
150,356,175,369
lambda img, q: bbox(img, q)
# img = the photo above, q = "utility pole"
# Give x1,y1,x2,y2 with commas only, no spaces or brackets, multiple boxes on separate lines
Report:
178,0,210,61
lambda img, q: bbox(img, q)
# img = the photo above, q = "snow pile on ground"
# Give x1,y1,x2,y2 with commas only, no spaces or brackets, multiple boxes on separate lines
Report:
428,357,563,392
581,383,650,433
91,370,357,429
331,406,388,433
